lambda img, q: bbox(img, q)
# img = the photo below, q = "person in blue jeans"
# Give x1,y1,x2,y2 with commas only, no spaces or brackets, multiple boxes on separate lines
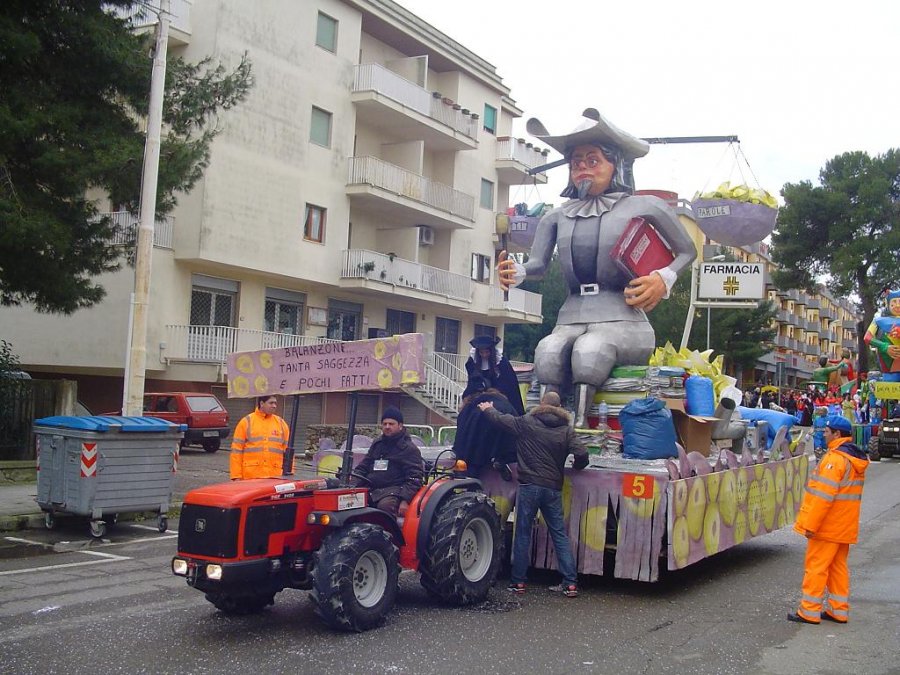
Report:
479,391,588,597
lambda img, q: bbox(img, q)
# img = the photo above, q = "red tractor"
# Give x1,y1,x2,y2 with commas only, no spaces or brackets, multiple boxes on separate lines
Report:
171,451,502,631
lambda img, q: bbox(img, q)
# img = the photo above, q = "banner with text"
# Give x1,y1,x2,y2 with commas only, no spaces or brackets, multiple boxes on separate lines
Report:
698,262,765,300
226,333,425,398
874,381,900,400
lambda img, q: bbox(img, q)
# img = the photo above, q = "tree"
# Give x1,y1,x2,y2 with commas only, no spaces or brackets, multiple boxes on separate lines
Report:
771,150,900,374
0,1,253,313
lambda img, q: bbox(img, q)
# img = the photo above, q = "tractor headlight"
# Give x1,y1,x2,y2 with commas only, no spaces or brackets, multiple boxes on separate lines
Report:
206,564,223,581
172,558,188,576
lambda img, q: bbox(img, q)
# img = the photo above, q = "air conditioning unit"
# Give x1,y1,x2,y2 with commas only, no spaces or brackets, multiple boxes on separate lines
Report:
418,225,435,246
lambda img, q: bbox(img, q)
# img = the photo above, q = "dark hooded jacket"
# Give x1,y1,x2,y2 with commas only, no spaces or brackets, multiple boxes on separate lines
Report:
481,403,588,490
453,389,518,473
349,429,423,503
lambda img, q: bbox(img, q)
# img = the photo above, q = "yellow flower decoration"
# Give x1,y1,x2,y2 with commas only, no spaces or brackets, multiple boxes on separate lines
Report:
392,352,401,370
254,375,269,393
374,341,387,359
259,351,273,369
401,369,420,384
231,376,250,397
235,354,254,374
376,368,394,388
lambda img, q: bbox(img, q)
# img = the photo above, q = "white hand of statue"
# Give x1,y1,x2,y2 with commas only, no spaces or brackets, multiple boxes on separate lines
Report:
624,272,666,311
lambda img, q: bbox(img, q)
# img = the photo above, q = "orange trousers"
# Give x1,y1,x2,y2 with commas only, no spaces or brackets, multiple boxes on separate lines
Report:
797,538,850,623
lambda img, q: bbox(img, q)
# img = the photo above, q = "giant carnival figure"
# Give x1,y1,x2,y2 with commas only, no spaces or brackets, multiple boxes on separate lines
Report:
498,109,696,427
864,290,900,382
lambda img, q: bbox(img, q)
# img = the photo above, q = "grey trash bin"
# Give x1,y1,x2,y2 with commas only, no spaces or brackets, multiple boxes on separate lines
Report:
34,415,184,537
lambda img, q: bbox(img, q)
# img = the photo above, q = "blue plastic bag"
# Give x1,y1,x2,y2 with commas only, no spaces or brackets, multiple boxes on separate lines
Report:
620,397,678,459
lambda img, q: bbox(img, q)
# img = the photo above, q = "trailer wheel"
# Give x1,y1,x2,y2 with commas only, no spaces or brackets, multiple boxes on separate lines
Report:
868,436,881,462
44,512,55,530
419,492,501,605
310,523,399,632
205,591,275,615
158,515,168,533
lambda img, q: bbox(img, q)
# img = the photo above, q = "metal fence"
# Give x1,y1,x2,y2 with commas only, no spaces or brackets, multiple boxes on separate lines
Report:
0,379,69,461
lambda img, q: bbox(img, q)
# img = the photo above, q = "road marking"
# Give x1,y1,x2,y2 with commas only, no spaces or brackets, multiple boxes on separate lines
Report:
4,536,53,548
127,523,180,534
0,551,130,576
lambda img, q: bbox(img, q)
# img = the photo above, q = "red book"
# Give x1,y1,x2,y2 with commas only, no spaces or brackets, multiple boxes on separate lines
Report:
610,217,675,279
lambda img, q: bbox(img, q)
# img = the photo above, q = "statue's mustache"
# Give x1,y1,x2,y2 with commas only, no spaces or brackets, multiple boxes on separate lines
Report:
576,179,593,200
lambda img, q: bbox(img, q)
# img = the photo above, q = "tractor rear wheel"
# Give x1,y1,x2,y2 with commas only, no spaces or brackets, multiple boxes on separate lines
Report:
868,436,881,461
310,523,399,632
204,591,275,615
420,492,501,605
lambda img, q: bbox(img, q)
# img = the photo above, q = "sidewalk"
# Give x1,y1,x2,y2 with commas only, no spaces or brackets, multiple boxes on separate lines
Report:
0,449,320,532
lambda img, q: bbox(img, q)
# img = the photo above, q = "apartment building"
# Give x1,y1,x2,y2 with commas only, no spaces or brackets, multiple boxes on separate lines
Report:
0,0,547,444
721,241,861,387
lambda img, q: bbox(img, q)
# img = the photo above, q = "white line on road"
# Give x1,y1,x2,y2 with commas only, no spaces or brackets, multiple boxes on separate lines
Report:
127,523,180,534
4,536,53,547
0,552,130,576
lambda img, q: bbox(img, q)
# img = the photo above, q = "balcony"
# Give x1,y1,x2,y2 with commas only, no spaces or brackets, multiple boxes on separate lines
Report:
806,297,820,309
115,0,192,45
787,289,800,302
774,335,789,348
104,211,174,250
164,326,339,364
819,306,834,320
487,287,542,321
340,249,472,303
351,64,477,151
776,310,790,323
843,338,856,350
495,137,549,185
347,156,475,230
819,326,831,340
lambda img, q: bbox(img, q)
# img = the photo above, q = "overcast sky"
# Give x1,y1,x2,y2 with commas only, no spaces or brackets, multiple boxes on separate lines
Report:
397,0,899,206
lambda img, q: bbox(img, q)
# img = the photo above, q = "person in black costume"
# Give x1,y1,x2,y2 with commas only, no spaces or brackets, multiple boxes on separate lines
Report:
463,335,526,416
453,376,518,480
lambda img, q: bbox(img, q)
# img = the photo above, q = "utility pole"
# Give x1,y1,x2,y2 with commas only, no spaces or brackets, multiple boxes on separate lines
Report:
123,0,170,416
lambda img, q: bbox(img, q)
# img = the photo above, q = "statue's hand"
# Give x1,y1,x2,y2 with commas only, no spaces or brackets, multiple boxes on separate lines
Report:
624,272,666,311
887,344,900,360
497,250,517,291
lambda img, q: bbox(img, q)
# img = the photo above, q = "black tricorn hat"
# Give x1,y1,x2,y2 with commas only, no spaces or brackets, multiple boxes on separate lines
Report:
469,335,501,349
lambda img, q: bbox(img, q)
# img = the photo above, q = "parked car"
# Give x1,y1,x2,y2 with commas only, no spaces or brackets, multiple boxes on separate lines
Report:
142,392,230,453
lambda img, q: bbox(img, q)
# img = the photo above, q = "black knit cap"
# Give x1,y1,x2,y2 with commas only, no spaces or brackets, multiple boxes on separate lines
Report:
381,405,403,424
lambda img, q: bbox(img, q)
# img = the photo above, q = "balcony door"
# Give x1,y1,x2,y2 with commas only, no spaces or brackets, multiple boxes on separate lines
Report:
188,275,238,361
327,299,362,341
264,288,306,349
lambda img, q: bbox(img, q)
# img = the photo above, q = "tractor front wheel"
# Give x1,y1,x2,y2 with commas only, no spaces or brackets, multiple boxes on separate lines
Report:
868,436,881,462
419,492,501,605
310,523,399,632
204,591,275,615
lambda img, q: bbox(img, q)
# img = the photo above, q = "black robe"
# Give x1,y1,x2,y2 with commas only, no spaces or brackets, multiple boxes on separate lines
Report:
452,392,518,475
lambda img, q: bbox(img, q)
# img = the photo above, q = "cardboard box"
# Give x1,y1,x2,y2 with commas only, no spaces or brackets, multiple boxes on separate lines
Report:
665,399,718,457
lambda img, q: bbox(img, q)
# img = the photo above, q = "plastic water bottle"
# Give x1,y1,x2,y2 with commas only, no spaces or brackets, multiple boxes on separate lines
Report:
597,401,609,431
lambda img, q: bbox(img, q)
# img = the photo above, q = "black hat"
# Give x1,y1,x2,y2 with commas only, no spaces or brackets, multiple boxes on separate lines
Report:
469,335,500,350
381,405,403,424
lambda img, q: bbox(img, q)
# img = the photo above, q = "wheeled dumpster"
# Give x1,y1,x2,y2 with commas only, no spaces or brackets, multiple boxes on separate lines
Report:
34,415,184,537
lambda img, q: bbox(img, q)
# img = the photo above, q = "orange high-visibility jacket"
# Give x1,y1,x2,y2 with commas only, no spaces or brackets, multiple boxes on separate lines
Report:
794,437,869,543
230,410,291,479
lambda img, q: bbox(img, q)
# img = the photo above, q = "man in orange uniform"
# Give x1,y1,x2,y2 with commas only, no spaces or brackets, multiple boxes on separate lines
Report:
230,395,292,479
788,415,869,624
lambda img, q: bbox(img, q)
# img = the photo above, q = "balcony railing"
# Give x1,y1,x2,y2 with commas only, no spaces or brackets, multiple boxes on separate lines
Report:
104,211,174,250
489,287,543,316
165,325,340,363
114,0,192,38
496,137,548,171
341,249,472,302
352,64,478,141
348,156,475,222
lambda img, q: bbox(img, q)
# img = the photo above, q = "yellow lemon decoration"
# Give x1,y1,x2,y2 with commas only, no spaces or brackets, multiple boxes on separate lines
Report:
736,467,750,506
317,454,342,478
377,368,394,388
235,354,254,374
253,374,269,393
562,476,573,521
401,369,420,384
784,491,796,524
623,478,660,519
672,515,690,568
706,472,721,502
686,478,707,541
579,505,609,552
392,352,401,371
259,351,273,369
784,455,794,488
754,462,765,481
774,465,787,504
733,510,747,545
231,376,250,397
747,481,762,536
374,341,387,359
717,470,738,527
673,479,689,516
703,503,722,556
760,467,777,531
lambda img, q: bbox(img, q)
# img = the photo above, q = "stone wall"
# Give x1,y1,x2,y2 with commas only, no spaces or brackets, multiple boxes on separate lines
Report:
305,425,381,457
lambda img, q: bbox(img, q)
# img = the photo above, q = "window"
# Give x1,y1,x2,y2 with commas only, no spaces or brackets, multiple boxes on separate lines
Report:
480,179,494,209
310,106,332,147
435,317,460,355
471,253,491,283
315,12,338,52
386,309,416,335
188,274,239,360
483,104,497,135
304,204,326,242
265,288,306,335
327,299,362,341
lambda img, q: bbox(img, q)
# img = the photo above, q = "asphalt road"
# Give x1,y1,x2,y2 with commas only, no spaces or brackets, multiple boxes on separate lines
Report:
1,461,899,675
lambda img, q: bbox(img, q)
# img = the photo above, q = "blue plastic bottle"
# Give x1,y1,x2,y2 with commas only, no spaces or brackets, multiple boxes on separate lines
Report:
685,375,715,416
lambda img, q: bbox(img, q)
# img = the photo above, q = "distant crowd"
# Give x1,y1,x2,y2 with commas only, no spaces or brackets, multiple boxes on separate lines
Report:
743,383,899,427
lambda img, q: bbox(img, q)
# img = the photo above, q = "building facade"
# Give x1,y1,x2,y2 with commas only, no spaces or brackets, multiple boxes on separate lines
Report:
0,0,547,445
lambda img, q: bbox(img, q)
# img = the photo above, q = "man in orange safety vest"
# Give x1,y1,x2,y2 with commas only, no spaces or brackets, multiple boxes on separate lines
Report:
788,415,869,624
230,395,292,479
